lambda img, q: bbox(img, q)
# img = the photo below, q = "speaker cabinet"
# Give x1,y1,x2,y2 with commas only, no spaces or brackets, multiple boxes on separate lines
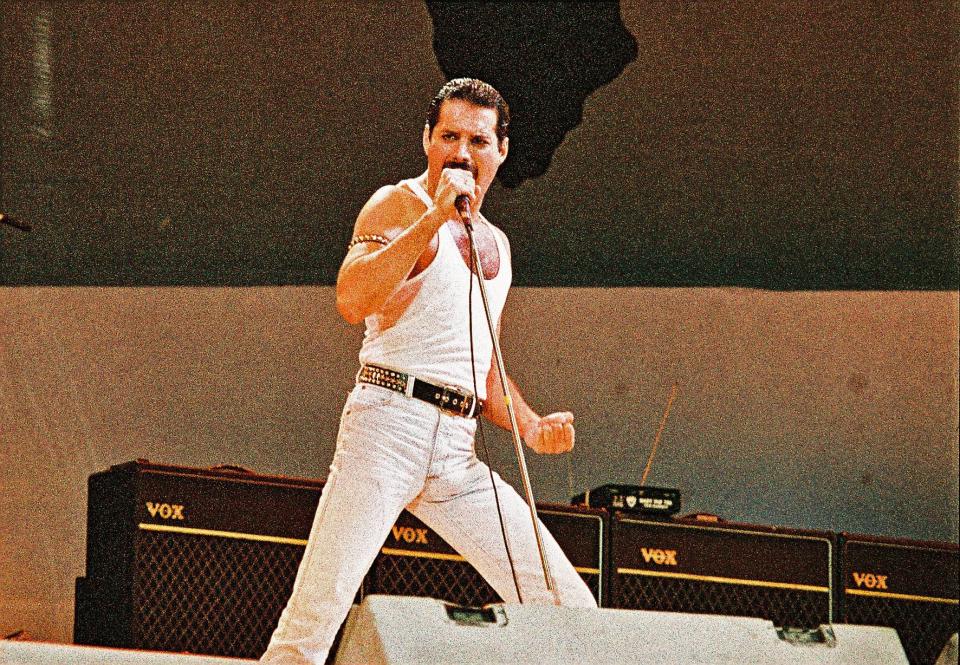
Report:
608,514,837,629
75,461,603,658
838,534,959,665
74,460,324,658
366,502,606,606
335,595,908,664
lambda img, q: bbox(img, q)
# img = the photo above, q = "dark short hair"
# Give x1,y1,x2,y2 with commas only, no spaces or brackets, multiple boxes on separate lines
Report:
426,78,510,144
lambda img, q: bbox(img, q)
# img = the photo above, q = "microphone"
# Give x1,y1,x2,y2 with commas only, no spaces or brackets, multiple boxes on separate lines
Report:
0,213,31,232
454,195,472,221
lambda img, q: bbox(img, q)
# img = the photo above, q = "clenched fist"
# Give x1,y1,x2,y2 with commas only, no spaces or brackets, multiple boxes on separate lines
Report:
523,411,575,455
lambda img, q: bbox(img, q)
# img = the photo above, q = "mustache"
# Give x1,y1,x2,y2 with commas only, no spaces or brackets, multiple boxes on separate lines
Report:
444,160,478,179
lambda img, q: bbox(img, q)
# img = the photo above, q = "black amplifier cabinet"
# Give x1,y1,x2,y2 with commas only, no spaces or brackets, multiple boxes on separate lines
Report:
366,502,607,607
838,533,959,665
74,460,324,658
609,514,836,629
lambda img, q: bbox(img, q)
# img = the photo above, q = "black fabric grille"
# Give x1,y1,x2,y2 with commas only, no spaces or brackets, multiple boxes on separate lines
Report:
369,553,601,607
845,596,959,665
611,573,830,630
133,531,304,658
371,556,500,607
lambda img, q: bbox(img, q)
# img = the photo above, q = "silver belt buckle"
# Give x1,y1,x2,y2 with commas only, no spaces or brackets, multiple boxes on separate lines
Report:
439,385,473,417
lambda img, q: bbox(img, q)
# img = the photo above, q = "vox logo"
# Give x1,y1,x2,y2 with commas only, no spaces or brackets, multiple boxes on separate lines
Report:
852,572,888,590
391,526,429,544
641,547,678,566
145,502,185,520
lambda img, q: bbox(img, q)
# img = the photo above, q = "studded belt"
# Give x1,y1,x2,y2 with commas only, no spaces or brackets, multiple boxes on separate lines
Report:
356,364,483,418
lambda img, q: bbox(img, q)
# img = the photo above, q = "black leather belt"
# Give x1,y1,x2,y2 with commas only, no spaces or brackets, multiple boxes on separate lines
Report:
356,364,483,418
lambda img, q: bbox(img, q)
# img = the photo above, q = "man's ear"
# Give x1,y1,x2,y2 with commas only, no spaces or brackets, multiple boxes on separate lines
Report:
498,137,509,164
423,124,431,154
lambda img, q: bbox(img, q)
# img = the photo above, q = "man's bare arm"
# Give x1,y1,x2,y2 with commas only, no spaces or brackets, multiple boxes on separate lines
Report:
335,186,444,325
336,169,479,325
484,360,575,455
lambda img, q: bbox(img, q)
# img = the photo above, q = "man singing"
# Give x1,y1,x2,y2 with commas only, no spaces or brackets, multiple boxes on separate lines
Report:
261,78,595,664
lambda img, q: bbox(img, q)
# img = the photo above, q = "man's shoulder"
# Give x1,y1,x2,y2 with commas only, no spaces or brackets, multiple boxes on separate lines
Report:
354,181,426,235
363,183,403,208
362,181,423,214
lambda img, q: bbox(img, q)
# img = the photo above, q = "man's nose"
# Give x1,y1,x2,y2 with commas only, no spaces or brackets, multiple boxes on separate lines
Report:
455,140,471,160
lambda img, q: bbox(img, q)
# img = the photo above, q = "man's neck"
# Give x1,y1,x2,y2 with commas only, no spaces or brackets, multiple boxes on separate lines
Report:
418,171,434,198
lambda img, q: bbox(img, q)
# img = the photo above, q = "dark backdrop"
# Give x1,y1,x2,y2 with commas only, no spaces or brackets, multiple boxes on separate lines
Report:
2,1,956,288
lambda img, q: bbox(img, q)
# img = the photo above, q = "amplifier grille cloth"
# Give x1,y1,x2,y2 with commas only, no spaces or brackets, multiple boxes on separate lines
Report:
612,574,830,629
133,531,303,658
372,556,500,607
371,554,602,607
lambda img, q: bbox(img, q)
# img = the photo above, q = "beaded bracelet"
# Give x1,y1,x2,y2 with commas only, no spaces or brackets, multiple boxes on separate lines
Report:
347,234,391,251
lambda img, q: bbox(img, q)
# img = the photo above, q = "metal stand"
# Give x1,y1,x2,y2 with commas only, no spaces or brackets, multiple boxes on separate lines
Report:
463,217,559,603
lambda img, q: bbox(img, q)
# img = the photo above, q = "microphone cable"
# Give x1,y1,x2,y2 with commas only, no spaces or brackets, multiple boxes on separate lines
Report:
465,218,525,605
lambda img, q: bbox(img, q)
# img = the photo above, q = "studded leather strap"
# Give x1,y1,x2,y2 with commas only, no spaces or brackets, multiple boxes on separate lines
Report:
356,364,482,418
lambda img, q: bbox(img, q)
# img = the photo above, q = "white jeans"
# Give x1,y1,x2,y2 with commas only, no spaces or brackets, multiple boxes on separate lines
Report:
260,383,596,663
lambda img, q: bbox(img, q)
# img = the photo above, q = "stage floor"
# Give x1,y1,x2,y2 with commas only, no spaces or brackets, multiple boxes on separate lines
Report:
0,640,255,664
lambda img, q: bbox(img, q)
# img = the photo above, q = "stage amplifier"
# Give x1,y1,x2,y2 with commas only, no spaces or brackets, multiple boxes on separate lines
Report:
366,502,607,606
573,483,681,515
838,533,959,665
74,460,326,658
75,460,605,659
608,513,837,629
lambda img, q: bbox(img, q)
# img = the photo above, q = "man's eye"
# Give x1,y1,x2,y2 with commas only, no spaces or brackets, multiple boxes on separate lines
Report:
472,138,489,146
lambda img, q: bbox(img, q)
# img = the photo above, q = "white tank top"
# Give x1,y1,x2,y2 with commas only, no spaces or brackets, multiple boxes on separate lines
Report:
358,178,512,399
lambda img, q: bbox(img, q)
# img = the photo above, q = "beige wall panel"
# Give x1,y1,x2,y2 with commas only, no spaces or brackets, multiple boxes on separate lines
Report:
0,286,956,641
